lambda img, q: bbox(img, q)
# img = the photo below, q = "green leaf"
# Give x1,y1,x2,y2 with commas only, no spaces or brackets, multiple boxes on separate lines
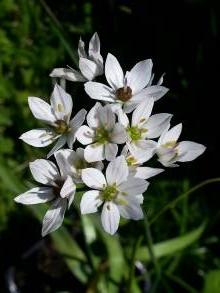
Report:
136,223,205,261
203,270,220,293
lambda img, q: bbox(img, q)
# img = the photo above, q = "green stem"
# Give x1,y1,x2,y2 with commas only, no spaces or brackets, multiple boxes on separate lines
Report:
143,211,161,293
166,273,198,293
149,178,220,226
127,236,143,293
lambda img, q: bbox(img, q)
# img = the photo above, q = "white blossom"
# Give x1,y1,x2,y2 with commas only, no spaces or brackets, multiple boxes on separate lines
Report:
20,84,87,157
54,148,104,183
117,99,172,158
80,156,149,235
84,53,169,113
50,33,103,82
121,145,164,180
14,157,76,236
156,123,206,167
76,103,127,162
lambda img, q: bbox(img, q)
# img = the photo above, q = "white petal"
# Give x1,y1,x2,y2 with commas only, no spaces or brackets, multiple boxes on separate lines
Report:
70,109,87,129
105,143,118,161
80,190,103,214
42,198,67,236
123,102,139,113
105,53,124,90
60,176,76,198
84,81,115,102
101,201,120,235
119,197,143,220
89,32,101,56
159,123,182,145
128,140,157,161
116,107,129,128
106,155,128,185
139,85,169,101
78,37,87,58
30,159,59,185
76,125,95,145
82,168,106,189
47,135,67,158
20,129,56,147
84,144,105,162
119,177,149,196
28,97,55,124
177,141,206,162
127,59,153,94
79,57,98,81
145,113,172,138
50,84,73,122
87,102,102,128
49,68,86,82
135,167,164,180
98,104,115,130
157,73,165,85
14,187,55,205
111,123,127,144
54,149,72,178
132,98,154,126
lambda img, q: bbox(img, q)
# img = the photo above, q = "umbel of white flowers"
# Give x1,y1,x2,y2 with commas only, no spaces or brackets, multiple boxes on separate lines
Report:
15,32,206,236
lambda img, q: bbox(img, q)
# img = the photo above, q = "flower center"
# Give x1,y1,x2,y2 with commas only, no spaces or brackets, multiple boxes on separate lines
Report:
127,126,147,141
95,127,110,144
116,86,132,102
54,120,70,134
127,155,138,166
101,184,118,201
163,141,177,148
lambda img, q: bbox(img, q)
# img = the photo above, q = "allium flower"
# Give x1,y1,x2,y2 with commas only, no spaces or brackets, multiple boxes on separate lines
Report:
118,99,172,158
54,148,103,183
156,123,206,167
121,145,164,180
76,103,127,162
84,53,168,113
50,33,103,82
14,157,76,236
80,156,149,235
20,84,87,157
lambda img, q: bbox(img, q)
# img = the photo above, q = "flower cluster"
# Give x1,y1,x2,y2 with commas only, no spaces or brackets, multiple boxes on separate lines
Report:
15,33,206,236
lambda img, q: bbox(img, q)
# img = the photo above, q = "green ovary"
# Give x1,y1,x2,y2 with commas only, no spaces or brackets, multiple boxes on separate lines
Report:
95,127,110,144
127,126,146,141
101,185,118,201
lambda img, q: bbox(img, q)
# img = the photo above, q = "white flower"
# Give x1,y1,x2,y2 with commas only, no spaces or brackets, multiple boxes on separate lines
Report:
76,102,127,162
80,156,149,235
50,33,103,82
117,98,172,159
84,53,169,113
54,148,104,183
121,145,164,180
20,84,87,157
156,123,206,167
14,157,76,236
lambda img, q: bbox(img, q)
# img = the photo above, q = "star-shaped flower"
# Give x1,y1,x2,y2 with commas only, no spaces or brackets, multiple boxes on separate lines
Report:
156,123,206,167
20,84,87,157
117,98,172,158
14,156,76,236
76,102,127,162
80,156,149,235
84,53,169,113
50,33,103,82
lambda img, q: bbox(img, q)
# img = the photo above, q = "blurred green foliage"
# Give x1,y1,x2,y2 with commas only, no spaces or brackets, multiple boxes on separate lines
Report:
0,0,220,292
